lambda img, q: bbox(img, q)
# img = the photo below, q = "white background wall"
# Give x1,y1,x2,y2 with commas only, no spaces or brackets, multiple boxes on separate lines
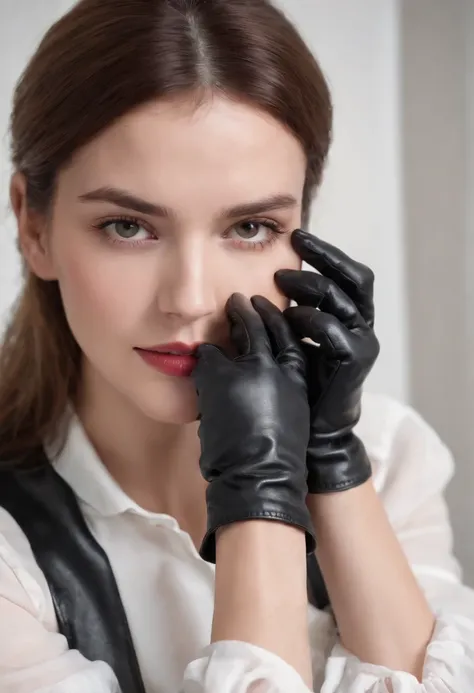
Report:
279,0,408,402
458,0,474,580
467,0,474,424
399,0,473,583
465,0,474,583
0,0,409,402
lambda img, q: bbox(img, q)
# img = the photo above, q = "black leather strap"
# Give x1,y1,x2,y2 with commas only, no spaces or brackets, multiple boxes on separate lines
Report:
0,451,330,688
0,454,146,693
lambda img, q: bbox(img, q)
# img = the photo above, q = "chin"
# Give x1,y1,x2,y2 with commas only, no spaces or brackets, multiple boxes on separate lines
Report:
133,377,200,424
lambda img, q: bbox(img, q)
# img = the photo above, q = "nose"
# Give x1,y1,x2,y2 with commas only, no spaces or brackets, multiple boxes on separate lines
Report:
156,240,218,323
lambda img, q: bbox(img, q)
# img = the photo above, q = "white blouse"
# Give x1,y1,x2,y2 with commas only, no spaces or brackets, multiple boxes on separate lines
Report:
0,392,473,693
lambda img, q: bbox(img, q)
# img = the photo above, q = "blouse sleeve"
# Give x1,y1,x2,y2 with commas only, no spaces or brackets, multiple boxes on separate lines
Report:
184,641,314,693
317,400,474,692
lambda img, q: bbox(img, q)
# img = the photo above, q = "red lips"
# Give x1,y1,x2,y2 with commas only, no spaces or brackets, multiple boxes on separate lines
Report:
135,342,202,377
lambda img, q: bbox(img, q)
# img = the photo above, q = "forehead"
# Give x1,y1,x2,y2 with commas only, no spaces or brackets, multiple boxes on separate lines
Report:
59,95,306,210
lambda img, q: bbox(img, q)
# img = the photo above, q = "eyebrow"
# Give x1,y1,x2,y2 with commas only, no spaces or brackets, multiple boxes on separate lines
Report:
78,186,298,219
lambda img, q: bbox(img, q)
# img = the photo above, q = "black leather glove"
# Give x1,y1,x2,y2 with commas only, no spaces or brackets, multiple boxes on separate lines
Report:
193,293,315,563
274,229,380,494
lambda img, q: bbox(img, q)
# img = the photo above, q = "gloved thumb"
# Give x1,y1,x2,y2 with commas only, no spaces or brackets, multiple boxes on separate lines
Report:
195,343,228,363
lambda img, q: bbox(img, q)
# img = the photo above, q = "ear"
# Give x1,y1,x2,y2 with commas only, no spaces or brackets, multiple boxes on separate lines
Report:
10,172,57,280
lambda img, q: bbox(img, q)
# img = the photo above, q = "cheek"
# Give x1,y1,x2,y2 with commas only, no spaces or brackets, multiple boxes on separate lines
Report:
51,237,149,339
229,242,302,310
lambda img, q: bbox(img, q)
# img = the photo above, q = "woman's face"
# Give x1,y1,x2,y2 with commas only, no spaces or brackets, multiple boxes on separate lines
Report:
31,95,307,423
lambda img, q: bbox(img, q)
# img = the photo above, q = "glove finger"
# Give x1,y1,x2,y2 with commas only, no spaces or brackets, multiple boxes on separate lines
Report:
283,306,354,360
193,343,229,383
192,345,228,418
195,343,228,363
250,295,300,354
250,295,307,382
275,270,365,330
226,293,272,358
285,229,375,328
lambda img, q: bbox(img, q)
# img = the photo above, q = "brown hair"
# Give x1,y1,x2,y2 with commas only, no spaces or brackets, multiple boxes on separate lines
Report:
0,0,333,464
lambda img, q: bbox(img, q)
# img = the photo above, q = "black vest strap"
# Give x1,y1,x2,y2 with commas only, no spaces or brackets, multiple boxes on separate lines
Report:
0,453,329,691
0,455,146,693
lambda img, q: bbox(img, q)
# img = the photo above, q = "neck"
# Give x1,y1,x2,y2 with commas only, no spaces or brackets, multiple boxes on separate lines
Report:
74,363,208,544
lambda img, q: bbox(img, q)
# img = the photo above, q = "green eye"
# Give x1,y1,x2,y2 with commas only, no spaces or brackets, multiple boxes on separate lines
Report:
95,216,153,243
113,221,142,238
235,222,263,239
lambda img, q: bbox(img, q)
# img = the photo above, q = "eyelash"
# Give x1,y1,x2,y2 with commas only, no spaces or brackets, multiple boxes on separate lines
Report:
92,215,286,251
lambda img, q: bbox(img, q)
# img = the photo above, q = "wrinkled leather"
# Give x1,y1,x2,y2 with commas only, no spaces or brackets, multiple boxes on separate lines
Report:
0,455,146,693
275,229,380,494
193,293,316,563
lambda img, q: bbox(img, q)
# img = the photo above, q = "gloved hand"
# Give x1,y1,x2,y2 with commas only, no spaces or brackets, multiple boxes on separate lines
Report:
193,293,315,563
274,229,380,494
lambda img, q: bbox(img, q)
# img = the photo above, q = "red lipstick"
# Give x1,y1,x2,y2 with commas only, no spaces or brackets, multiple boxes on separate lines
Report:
135,342,201,377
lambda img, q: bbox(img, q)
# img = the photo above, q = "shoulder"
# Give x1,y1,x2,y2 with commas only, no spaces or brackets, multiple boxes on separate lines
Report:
357,392,455,499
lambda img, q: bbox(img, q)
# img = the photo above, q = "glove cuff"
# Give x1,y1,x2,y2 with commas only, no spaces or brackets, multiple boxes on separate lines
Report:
306,432,372,494
200,487,316,563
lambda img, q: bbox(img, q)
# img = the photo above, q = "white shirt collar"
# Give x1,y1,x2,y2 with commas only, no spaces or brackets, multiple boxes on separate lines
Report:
48,413,178,528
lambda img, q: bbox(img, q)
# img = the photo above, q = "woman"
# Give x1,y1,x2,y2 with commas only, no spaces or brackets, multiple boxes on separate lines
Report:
0,0,472,691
